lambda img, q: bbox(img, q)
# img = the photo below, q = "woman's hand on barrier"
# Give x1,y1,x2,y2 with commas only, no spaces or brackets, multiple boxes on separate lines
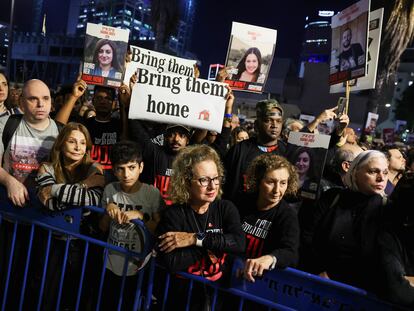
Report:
244,255,274,283
38,185,52,206
6,176,29,207
158,232,196,253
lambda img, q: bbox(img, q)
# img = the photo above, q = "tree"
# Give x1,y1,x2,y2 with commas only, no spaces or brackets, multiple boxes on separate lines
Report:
151,0,180,53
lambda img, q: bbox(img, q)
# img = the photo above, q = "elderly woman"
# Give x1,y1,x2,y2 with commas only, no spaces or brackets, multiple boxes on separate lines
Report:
313,150,388,292
241,154,300,282
156,144,245,309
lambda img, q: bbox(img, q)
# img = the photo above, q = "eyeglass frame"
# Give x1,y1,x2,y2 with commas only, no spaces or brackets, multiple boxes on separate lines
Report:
191,176,225,187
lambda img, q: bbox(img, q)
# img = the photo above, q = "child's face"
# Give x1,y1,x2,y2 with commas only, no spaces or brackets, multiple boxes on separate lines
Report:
113,161,143,190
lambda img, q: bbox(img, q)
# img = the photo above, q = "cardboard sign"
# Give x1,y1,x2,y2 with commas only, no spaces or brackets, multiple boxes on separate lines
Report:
123,45,197,83
128,68,227,133
329,0,370,85
330,8,383,93
224,22,277,93
288,132,331,200
81,23,129,88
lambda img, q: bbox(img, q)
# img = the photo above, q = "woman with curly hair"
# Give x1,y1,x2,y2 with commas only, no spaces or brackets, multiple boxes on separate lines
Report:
156,144,245,309
241,154,300,282
91,39,122,79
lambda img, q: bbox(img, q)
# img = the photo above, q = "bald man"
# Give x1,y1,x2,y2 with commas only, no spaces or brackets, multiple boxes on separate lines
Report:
0,79,63,206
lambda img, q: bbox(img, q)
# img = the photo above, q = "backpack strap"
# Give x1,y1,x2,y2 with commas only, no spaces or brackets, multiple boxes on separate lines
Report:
2,114,23,150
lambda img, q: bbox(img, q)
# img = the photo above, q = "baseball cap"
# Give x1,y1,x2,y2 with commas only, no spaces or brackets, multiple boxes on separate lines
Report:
165,124,191,137
256,99,283,119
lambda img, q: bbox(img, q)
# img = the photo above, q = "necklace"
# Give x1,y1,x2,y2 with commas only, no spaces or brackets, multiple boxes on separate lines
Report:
190,206,210,234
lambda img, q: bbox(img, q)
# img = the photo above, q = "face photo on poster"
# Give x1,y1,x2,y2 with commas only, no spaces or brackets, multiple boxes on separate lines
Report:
82,23,129,88
330,8,383,93
329,0,370,85
287,132,331,200
395,120,407,134
364,111,379,135
224,22,277,93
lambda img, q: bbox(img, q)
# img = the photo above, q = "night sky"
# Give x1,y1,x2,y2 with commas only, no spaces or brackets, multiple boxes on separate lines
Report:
1,0,356,77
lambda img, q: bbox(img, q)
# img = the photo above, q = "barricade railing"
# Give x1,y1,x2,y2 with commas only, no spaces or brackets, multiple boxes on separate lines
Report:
0,188,154,311
0,188,408,311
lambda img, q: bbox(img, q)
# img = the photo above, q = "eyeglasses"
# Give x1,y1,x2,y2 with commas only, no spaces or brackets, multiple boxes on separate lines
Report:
193,176,224,187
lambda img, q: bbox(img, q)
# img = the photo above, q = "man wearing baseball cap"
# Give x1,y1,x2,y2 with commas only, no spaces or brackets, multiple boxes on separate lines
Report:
223,99,287,216
129,120,191,205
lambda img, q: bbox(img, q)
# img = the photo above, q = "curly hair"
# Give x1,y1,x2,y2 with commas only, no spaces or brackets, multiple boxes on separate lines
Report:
169,145,224,204
245,154,299,197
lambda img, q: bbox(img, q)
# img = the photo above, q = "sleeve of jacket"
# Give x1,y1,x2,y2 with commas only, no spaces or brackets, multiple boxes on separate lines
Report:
270,205,300,268
203,200,246,254
156,206,203,273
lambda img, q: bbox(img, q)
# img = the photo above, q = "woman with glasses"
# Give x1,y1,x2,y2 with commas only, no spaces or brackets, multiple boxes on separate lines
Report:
156,144,245,310
240,154,300,283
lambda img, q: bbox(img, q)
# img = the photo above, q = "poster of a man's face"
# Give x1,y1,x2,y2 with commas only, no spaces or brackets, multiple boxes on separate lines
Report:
329,0,370,85
364,112,379,135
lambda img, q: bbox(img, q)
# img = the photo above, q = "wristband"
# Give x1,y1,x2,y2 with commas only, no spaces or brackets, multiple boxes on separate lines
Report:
269,255,277,270
224,113,233,118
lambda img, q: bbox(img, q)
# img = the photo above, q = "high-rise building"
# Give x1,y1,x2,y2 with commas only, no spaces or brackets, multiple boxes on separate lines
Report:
0,23,9,69
299,10,334,77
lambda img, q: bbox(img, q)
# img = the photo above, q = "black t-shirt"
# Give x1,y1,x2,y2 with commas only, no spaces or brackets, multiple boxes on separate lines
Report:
82,117,121,174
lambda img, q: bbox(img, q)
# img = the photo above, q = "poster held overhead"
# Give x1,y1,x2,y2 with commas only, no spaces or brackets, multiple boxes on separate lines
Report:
81,23,129,88
330,8,383,93
329,0,370,85
128,67,227,133
364,112,379,135
224,22,277,93
123,45,197,84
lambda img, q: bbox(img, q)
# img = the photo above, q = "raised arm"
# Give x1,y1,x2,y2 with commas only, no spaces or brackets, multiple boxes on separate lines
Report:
55,77,87,125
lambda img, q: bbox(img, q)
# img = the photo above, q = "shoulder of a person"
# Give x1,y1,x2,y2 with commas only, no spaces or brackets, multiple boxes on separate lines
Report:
160,203,185,220
0,114,10,127
103,181,119,193
141,183,161,195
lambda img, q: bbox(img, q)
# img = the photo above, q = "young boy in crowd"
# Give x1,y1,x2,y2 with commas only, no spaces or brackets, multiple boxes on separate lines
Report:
101,140,164,309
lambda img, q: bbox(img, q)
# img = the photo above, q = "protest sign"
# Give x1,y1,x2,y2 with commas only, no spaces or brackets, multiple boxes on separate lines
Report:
288,132,331,200
330,8,383,93
128,67,227,133
123,45,197,83
383,128,395,145
224,22,277,93
81,23,129,88
364,112,379,135
329,0,370,85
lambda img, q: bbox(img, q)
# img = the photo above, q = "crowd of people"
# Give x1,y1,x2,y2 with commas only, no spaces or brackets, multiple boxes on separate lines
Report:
0,65,413,310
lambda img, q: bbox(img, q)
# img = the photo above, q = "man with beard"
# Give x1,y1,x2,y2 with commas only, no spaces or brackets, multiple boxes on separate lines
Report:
129,120,190,205
223,99,286,216
338,28,365,71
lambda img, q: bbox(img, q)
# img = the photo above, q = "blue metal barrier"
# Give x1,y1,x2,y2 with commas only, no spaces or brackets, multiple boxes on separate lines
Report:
0,187,408,311
0,188,154,311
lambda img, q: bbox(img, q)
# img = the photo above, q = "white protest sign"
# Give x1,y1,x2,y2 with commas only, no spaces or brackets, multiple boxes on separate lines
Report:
224,22,277,93
124,45,197,83
288,131,331,149
82,23,129,88
129,68,227,133
329,0,370,85
330,8,383,93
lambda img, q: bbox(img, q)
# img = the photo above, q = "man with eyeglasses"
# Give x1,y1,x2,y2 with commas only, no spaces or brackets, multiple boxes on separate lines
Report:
223,99,287,215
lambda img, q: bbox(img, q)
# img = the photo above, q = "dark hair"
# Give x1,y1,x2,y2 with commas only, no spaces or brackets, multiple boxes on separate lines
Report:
230,126,249,146
291,147,318,180
0,70,9,105
234,47,262,82
110,141,143,166
92,39,122,72
94,85,116,100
